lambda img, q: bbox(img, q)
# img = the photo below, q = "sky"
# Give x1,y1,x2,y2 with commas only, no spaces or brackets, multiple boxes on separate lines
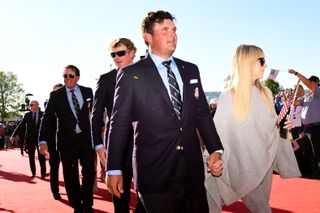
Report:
1,0,320,107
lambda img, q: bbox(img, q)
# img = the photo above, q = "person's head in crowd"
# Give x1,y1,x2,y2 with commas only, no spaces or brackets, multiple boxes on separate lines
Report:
63,65,80,89
308,75,319,87
53,83,64,91
229,44,274,121
29,100,39,112
141,10,177,58
109,38,136,69
294,84,305,98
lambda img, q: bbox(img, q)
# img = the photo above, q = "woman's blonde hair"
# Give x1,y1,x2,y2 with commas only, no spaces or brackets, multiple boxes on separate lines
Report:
229,44,275,121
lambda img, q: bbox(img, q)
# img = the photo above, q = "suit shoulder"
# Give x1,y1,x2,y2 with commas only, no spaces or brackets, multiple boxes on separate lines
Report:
174,57,198,68
100,69,117,79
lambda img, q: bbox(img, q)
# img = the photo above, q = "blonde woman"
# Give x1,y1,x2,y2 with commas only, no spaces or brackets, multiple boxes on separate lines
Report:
205,44,301,213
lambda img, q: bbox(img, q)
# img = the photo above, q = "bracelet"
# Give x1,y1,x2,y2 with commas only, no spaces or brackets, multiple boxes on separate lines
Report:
295,72,298,76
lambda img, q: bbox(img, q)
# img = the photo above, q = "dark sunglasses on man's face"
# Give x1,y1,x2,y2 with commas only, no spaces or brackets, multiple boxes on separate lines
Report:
63,74,75,79
110,50,130,58
257,57,266,66
30,104,34,107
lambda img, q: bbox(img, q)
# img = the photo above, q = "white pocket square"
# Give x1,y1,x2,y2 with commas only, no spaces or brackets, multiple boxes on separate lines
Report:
190,79,198,84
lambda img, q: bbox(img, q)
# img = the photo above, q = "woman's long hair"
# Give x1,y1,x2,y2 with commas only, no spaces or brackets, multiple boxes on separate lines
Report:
229,44,275,121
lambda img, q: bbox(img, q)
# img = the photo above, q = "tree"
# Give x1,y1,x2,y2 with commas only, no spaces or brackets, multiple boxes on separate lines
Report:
0,71,25,121
263,79,282,96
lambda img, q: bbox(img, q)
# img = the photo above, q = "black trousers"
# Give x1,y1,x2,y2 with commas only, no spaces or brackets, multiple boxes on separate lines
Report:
113,160,146,213
60,136,95,210
305,124,320,163
138,156,209,213
28,145,46,176
48,143,60,195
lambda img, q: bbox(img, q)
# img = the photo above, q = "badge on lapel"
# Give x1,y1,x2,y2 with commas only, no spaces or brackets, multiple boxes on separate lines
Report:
194,87,199,99
86,98,91,109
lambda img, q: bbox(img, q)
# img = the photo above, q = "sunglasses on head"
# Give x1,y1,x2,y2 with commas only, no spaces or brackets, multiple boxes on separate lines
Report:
110,50,130,58
257,57,266,66
63,74,75,79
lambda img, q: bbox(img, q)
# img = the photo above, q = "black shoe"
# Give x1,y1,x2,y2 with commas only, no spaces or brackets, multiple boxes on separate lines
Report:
53,193,61,200
41,173,49,179
83,206,94,213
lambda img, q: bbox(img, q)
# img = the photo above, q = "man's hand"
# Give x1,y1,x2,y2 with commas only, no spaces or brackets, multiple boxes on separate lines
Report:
39,144,49,156
106,175,123,198
97,147,107,167
207,152,223,177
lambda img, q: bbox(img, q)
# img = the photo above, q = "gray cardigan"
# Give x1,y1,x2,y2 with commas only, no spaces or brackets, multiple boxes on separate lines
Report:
204,87,301,211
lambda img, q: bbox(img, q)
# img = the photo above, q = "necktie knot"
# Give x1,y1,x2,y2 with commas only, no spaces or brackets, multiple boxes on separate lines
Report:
162,60,172,71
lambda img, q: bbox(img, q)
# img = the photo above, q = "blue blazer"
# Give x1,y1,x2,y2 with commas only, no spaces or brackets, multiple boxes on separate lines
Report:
107,55,223,193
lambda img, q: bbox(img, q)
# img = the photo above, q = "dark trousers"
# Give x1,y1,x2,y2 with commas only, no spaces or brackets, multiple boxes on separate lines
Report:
305,124,320,163
138,156,209,213
28,146,46,176
60,137,95,210
113,161,146,213
48,144,60,195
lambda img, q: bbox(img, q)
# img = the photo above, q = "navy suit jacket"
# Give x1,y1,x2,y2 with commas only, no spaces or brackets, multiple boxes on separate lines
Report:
39,85,93,152
107,55,223,193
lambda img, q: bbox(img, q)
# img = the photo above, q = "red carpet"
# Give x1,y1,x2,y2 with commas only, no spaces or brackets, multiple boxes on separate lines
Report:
1,148,320,213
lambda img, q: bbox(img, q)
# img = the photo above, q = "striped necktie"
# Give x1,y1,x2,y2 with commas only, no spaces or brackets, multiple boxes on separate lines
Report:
162,60,183,120
70,89,80,117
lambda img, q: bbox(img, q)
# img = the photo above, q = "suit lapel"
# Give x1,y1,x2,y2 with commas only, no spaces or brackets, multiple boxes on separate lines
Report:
61,86,77,120
143,56,173,109
174,58,189,122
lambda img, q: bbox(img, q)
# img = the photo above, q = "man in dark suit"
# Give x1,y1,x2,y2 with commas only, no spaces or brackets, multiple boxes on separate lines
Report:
11,100,46,178
39,65,95,213
92,38,145,213
106,10,224,213
42,83,64,200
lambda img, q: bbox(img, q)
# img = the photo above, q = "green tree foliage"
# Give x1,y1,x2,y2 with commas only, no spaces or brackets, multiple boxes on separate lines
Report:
0,71,24,121
263,79,281,96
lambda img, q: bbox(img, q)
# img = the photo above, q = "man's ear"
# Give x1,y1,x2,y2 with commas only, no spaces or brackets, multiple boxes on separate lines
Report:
143,32,152,45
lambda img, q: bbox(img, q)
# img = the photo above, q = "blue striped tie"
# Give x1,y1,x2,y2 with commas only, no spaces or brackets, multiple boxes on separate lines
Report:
70,89,80,117
162,60,183,120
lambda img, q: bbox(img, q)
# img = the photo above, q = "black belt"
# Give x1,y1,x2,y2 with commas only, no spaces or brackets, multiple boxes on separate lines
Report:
304,122,320,128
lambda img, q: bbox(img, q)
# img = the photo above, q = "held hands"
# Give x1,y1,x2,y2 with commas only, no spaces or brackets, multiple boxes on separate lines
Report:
39,144,49,156
207,152,223,177
106,175,123,198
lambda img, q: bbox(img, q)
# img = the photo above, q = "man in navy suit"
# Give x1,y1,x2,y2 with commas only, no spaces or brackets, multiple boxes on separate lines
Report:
39,65,95,213
106,10,223,213
92,38,145,213
11,100,46,178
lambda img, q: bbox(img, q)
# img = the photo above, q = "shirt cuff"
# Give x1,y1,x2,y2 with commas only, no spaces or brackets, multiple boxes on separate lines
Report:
95,144,104,152
38,141,47,145
107,170,122,175
214,149,223,154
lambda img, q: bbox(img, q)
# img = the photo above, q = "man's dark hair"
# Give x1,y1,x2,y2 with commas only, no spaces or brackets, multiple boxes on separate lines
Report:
308,75,319,84
141,10,175,46
65,65,80,76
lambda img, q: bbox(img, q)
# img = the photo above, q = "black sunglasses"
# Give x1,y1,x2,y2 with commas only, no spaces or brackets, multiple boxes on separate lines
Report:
257,57,266,66
63,74,75,79
30,104,34,106
110,50,130,58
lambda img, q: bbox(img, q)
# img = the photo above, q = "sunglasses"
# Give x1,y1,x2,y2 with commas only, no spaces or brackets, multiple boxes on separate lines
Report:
63,74,75,79
257,57,266,66
30,104,34,106
110,50,130,58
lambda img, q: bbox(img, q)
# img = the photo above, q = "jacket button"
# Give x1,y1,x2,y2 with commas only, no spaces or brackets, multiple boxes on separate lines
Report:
176,145,184,151
179,127,183,131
